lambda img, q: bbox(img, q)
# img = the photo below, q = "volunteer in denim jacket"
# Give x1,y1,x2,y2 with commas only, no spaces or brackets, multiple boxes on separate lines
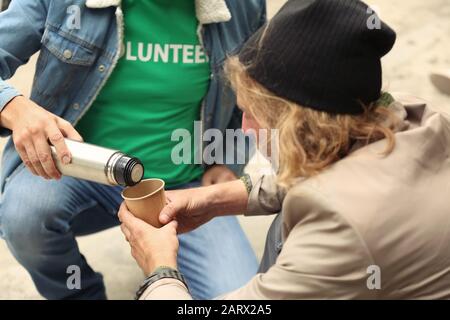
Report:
0,0,265,300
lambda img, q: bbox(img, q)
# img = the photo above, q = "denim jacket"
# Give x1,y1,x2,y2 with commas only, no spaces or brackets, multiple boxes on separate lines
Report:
0,0,266,191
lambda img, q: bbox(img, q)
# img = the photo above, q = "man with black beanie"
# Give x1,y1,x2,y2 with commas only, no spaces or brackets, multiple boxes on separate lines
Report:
240,0,396,115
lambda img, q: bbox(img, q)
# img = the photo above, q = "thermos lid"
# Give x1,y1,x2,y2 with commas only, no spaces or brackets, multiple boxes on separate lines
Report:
113,155,144,187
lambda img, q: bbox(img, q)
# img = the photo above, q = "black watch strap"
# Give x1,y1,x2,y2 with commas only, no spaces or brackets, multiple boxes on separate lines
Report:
135,267,188,300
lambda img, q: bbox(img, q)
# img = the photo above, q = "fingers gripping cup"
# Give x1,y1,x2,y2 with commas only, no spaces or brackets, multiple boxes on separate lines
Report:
121,179,166,228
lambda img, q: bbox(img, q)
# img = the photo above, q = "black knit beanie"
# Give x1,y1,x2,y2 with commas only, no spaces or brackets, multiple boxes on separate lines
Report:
239,0,396,115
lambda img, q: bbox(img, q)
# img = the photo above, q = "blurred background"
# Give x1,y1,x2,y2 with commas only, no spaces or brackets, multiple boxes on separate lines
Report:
0,0,449,299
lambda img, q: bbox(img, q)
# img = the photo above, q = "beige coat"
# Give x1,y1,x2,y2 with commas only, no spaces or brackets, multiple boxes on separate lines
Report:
142,97,450,299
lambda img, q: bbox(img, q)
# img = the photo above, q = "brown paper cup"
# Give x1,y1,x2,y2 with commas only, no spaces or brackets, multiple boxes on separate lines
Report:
121,178,166,228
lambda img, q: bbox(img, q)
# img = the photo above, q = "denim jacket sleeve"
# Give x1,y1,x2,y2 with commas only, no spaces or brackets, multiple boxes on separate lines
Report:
0,0,48,128
222,0,267,176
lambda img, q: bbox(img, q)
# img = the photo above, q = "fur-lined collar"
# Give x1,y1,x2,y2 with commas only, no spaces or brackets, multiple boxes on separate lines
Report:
85,0,231,24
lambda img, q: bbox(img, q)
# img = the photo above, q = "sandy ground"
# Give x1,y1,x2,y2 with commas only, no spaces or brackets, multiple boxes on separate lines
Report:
0,0,449,299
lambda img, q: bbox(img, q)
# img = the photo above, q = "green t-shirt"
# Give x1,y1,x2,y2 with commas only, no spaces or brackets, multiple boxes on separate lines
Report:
76,0,210,188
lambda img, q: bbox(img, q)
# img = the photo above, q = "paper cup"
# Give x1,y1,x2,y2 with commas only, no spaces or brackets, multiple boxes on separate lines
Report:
121,178,166,228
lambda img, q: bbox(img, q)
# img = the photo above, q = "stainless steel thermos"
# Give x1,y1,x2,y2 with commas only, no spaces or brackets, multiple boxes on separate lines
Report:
50,139,144,187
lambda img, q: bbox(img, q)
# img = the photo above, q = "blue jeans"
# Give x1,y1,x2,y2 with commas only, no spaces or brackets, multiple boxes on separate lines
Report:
0,164,258,299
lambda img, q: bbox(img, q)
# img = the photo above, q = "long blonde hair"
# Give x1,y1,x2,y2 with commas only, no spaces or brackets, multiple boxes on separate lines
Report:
225,56,399,189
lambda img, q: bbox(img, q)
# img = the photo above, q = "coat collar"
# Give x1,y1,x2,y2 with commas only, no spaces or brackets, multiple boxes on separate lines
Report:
85,0,231,24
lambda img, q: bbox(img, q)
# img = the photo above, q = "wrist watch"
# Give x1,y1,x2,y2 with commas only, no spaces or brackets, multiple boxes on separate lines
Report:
135,266,188,300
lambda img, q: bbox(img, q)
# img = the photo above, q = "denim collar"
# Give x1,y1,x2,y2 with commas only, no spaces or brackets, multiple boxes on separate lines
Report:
85,0,231,24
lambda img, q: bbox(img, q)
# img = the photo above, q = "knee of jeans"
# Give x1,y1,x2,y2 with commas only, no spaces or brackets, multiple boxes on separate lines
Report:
0,186,69,252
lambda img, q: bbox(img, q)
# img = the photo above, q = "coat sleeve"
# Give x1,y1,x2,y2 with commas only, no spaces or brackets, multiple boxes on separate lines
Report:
245,172,286,216
0,0,48,114
221,190,377,299
142,188,378,300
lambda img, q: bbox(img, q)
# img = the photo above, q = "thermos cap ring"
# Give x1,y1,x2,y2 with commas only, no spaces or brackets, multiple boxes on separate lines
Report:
130,163,144,184
113,155,144,187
